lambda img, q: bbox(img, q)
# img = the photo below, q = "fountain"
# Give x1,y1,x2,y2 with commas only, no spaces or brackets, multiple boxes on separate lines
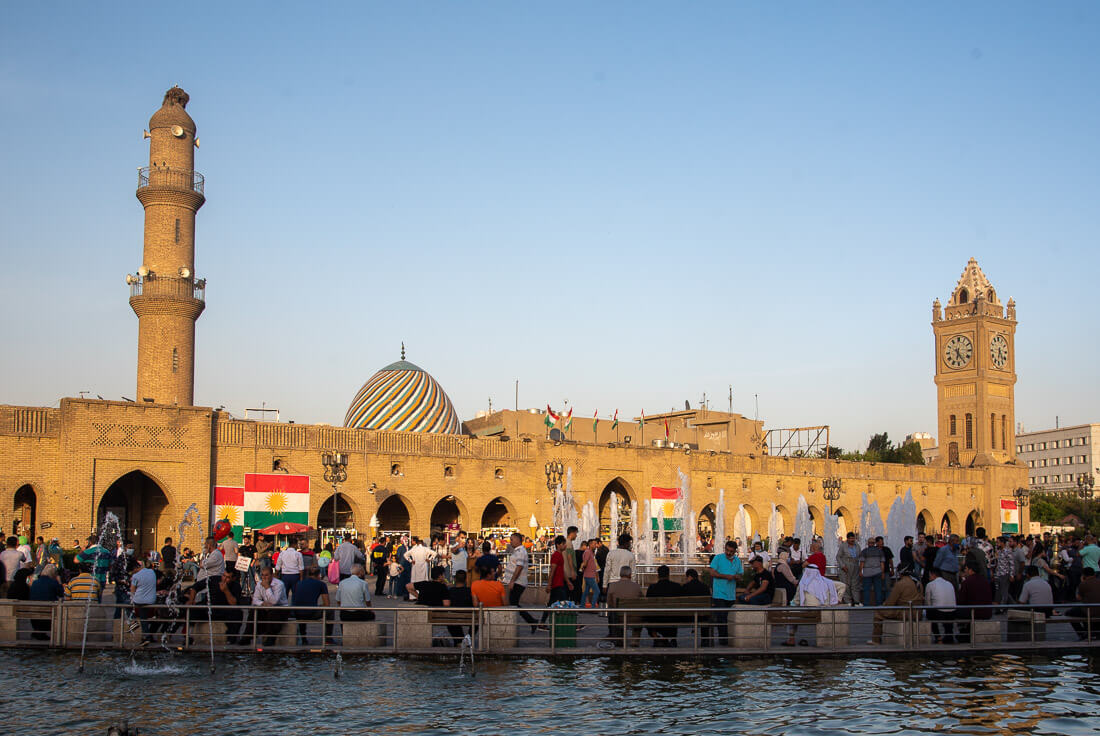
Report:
794,496,813,546
823,511,839,567
609,492,619,549
714,489,726,548
579,500,599,544
885,488,918,560
635,500,650,566
78,511,121,673
675,468,697,557
160,504,202,651
733,504,748,552
656,504,666,558
859,492,886,544
767,504,783,551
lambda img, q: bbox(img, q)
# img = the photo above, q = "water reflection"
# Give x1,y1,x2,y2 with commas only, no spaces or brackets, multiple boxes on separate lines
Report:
7,650,1100,735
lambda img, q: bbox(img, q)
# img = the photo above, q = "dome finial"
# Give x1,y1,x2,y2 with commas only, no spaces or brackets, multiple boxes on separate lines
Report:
401,342,405,360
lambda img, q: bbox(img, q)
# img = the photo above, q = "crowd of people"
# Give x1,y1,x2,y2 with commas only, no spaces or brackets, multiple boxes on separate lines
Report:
2,524,1097,649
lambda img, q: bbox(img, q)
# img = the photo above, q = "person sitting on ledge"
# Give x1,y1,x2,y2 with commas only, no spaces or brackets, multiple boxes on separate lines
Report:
1066,567,1100,641
869,563,922,645
681,568,709,597
956,559,993,643
1018,564,1054,618
785,557,839,647
737,557,774,606
646,564,683,646
924,567,957,644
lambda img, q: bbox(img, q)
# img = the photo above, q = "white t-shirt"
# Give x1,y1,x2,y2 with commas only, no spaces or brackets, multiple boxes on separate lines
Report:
1,549,27,581
275,547,303,575
505,545,529,587
406,545,436,583
789,546,806,563
131,567,157,605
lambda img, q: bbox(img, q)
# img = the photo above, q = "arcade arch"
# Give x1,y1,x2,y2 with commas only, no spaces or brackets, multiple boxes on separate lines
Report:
318,494,357,532
430,495,468,534
598,477,635,540
481,496,517,530
97,470,170,554
12,484,36,538
376,494,413,535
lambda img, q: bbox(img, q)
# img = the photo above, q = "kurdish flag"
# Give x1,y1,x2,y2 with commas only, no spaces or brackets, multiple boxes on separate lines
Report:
213,486,244,541
244,473,310,531
1000,499,1019,533
639,410,645,429
611,409,618,430
593,410,599,433
563,407,573,431
650,487,682,531
544,405,559,429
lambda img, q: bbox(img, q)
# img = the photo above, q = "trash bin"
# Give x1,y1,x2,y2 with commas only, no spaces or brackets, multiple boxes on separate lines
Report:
552,612,577,648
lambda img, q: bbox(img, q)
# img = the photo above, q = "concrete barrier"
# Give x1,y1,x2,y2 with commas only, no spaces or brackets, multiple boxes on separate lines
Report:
816,608,850,647
0,601,17,642
482,609,517,649
727,606,768,649
342,621,386,648
396,608,432,649
882,618,932,648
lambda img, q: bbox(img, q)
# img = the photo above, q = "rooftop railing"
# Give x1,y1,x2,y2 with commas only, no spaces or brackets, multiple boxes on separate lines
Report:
137,165,204,195
129,274,205,302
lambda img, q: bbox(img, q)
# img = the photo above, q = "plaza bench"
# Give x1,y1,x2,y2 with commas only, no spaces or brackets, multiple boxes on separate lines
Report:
616,596,712,627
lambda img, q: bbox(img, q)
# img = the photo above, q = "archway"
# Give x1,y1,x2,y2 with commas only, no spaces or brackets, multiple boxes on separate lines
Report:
376,495,411,535
965,510,982,537
13,484,36,538
807,505,821,536
430,495,467,533
917,509,933,535
697,504,716,550
775,504,793,539
598,478,635,541
940,510,959,538
97,471,170,555
318,494,357,532
740,503,761,541
834,506,854,541
481,497,516,531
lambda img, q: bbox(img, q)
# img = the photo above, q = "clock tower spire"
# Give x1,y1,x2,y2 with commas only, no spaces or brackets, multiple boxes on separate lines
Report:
933,258,1018,467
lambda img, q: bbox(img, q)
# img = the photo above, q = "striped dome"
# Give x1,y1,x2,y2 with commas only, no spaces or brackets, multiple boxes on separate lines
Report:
343,358,461,434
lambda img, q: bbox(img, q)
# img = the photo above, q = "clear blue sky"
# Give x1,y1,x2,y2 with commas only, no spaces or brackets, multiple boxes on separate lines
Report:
2,3,1098,451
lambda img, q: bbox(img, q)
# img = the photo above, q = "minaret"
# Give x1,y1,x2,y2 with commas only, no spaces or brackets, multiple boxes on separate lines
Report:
128,86,206,406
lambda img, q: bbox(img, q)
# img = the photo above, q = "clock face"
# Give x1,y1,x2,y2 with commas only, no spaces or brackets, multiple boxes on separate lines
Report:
943,334,973,369
990,334,1009,369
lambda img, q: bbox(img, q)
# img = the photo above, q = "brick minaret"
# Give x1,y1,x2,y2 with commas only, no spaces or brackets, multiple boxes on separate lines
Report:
129,86,206,406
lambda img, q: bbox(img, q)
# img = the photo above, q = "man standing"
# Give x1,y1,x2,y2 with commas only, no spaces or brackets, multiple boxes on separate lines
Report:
836,533,862,605
334,533,363,584
708,540,742,646
603,534,635,594
405,537,436,598
0,536,29,596
565,526,582,604
956,560,993,642
1011,535,1029,600
1066,567,1100,641
504,532,538,632
274,536,303,600
450,531,468,582
899,536,917,577
934,535,961,589
1079,534,1100,575
370,536,387,590
75,535,112,592
538,535,573,629
335,563,375,629
220,531,239,569
160,537,177,573
198,536,226,584
860,537,886,607
994,537,1015,608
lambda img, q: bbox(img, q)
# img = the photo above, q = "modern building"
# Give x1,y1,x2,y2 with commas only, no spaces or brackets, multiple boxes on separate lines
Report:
2,88,1028,549
1016,423,1099,493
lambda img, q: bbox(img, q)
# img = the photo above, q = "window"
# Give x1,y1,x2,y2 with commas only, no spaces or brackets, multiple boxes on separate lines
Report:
171,347,178,373
1066,456,1074,465
494,467,505,480
1027,444,1034,452
443,465,455,478
174,218,180,243
1001,415,1007,451
1039,442,1047,450
1028,460,1034,468
965,414,973,450
948,442,960,465
991,414,997,449
1052,457,1059,466
1040,459,1047,467
1082,455,1089,464
949,415,957,436
390,463,403,476
958,288,969,303
1017,445,1023,453
1051,440,1059,449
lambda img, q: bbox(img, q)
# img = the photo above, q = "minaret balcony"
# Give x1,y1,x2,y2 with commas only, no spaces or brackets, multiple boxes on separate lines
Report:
137,165,204,194
128,275,206,319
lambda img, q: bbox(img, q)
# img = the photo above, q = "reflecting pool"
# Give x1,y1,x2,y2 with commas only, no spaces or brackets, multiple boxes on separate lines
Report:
8,650,1100,735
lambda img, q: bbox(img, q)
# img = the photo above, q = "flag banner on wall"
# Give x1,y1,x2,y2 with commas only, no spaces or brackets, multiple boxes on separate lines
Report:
213,486,244,541
244,473,310,531
650,487,682,531
1000,499,1019,533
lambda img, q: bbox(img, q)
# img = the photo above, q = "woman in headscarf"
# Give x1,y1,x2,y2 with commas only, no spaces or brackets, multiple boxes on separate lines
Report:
783,558,839,646
8,567,33,600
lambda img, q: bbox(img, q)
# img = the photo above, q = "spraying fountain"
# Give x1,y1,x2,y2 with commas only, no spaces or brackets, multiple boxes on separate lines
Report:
714,489,726,548
767,504,783,551
78,511,121,673
609,493,620,549
824,512,839,568
885,489,918,561
675,468,697,557
733,504,748,552
794,496,813,547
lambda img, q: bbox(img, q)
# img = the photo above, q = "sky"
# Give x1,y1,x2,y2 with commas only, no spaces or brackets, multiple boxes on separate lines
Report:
1,3,1098,451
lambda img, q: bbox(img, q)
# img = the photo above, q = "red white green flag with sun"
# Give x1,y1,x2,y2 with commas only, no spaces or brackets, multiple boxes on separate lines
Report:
213,486,244,541
244,473,310,531
544,405,559,429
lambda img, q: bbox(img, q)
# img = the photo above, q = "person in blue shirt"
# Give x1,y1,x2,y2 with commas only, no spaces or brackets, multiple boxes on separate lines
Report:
708,540,743,646
934,534,961,588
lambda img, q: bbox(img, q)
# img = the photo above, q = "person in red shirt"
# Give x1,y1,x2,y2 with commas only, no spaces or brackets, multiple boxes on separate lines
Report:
538,535,572,629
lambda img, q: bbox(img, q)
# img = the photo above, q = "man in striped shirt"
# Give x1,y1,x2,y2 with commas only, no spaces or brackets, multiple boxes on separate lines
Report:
75,535,112,592
64,565,102,601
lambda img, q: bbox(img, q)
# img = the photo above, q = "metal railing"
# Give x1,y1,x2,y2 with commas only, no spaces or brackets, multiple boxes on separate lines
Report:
137,166,204,195
129,274,205,302
3,601,1096,655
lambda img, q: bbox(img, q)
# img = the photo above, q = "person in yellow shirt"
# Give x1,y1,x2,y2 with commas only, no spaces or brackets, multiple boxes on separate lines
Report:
64,565,103,601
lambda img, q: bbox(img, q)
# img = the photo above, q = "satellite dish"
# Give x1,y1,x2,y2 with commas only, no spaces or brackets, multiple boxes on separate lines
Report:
171,125,185,138
549,428,565,443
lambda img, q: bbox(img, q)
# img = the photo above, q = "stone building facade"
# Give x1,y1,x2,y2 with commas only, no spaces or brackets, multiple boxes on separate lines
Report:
1,88,1029,549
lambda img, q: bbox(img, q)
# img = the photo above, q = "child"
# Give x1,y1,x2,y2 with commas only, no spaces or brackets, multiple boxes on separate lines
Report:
386,557,402,598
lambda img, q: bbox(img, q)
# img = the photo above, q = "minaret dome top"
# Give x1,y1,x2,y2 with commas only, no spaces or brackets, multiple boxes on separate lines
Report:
149,85,196,133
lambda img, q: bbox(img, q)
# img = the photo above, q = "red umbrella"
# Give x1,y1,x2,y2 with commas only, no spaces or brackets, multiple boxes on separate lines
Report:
258,522,313,535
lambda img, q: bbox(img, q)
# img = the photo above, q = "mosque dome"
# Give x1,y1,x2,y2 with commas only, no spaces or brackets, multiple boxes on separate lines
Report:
149,86,196,133
343,348,461,434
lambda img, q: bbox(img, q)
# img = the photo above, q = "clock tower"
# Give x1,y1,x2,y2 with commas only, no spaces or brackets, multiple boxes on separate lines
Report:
933,258,1017,467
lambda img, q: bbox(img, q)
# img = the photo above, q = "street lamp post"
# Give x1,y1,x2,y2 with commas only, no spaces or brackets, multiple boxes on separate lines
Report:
1013,486,1030,509
822,476,842,516
1076,473,1095,500
545,460,564,533
321,451,349,539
